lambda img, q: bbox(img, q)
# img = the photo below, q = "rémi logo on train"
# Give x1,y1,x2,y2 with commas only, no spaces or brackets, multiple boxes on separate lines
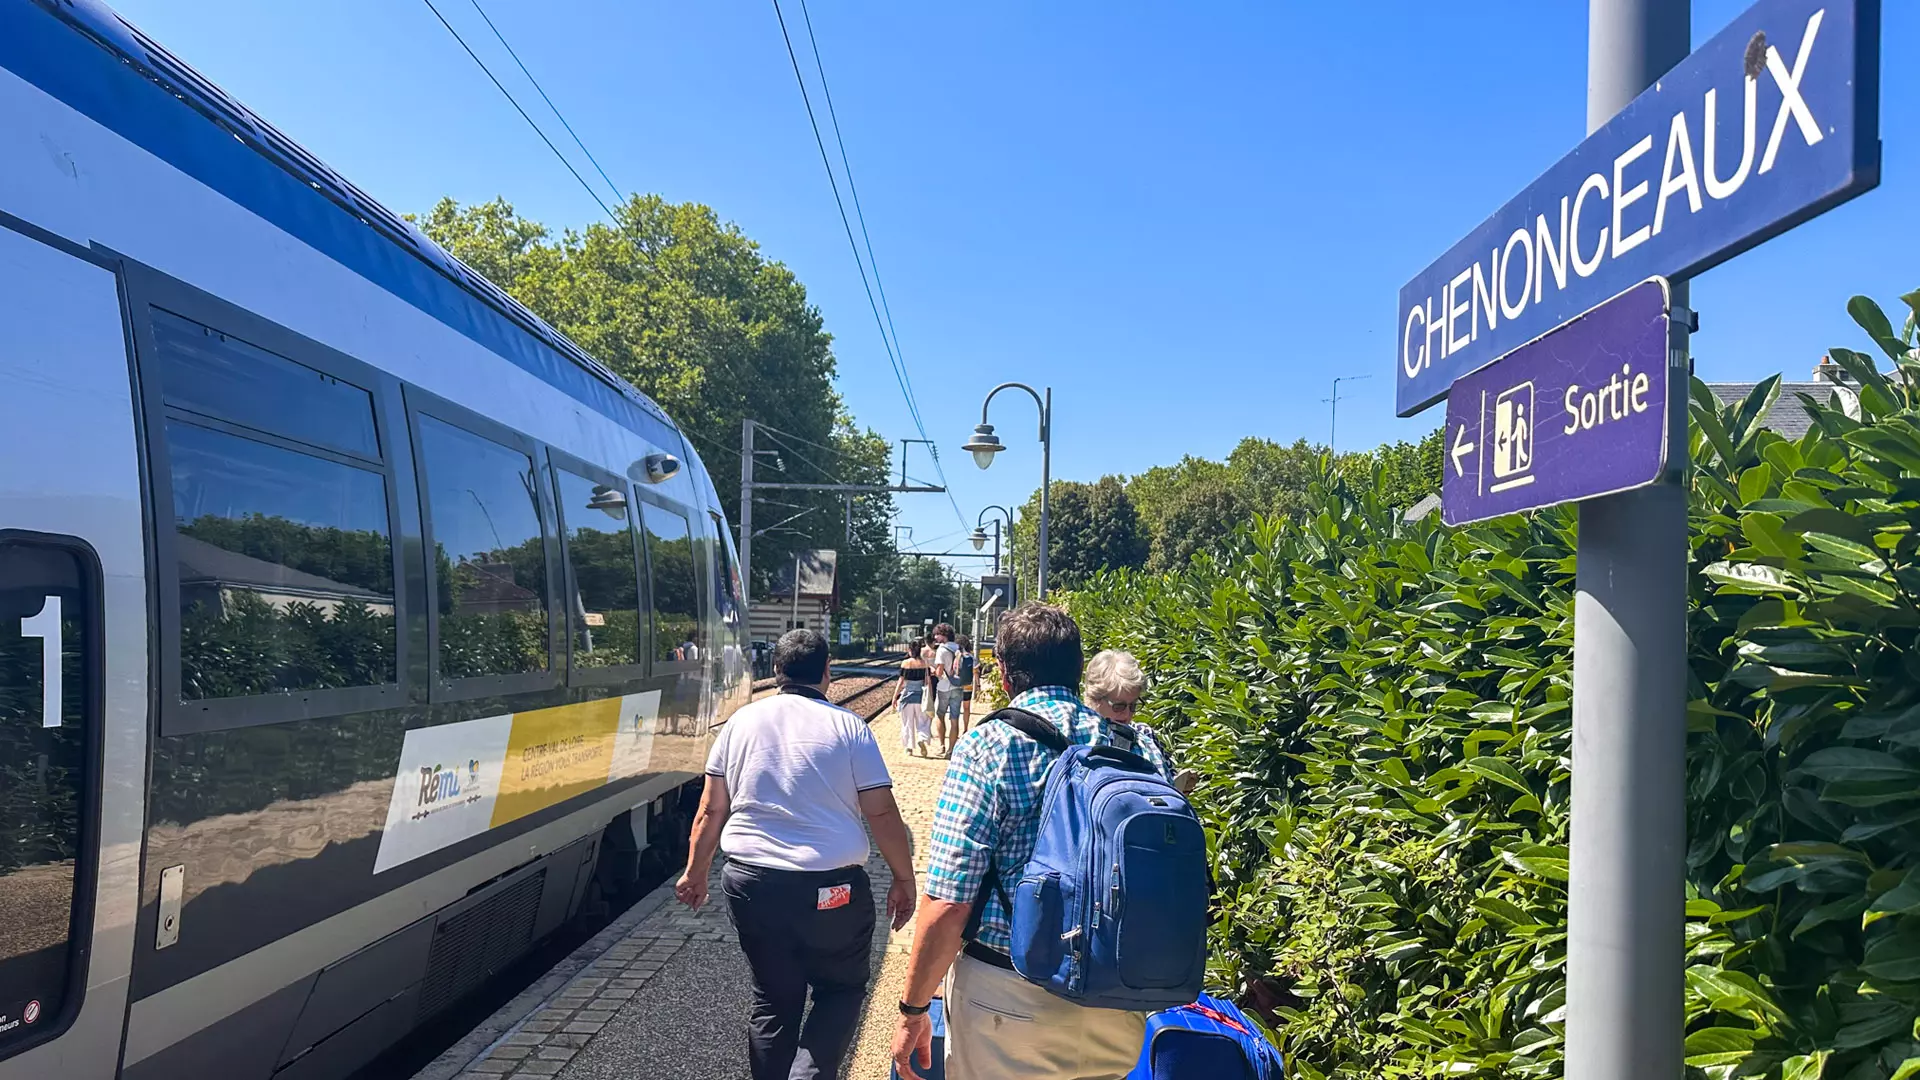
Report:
414,759,483,819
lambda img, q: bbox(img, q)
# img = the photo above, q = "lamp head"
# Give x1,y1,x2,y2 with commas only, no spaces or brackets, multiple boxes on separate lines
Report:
969,527,989,551
961,423,1003,470
586,485,629,519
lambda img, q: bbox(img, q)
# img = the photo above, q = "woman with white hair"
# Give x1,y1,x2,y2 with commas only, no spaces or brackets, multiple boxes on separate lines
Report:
1085,649,1195,794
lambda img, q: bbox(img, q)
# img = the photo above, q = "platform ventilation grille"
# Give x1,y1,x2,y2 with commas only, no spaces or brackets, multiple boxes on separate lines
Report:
418,870,545,1020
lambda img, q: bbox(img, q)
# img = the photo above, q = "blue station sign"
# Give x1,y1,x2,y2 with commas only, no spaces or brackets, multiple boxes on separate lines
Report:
1397,0,1879,417
1442,280,1671,526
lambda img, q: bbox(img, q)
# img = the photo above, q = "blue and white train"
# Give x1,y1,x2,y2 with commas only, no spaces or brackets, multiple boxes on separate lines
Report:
0,1,750,1076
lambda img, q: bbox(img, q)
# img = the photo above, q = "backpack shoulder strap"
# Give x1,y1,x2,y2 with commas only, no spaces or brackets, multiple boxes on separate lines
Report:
989,706,1070,754
962,706,1069,947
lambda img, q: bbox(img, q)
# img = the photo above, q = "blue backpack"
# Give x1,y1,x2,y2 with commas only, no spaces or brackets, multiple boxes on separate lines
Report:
1128,994,1285,1080
970,707,1209,1010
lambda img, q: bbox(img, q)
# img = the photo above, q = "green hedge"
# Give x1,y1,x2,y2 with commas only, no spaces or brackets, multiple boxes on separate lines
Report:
1063,293,1920,1079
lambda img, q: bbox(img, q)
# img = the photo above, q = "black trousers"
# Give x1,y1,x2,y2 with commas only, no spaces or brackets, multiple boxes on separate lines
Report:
720,860,876,1080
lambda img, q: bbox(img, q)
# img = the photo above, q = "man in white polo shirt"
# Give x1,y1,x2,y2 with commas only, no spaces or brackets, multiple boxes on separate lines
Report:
675,629,917,1080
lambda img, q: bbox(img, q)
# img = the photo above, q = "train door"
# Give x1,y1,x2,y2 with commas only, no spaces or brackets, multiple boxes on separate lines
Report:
0,224,150,1080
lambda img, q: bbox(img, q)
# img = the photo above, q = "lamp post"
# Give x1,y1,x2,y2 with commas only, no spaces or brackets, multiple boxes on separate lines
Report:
968,504,1015,578
1324,373,1371,452
962,383,1052,598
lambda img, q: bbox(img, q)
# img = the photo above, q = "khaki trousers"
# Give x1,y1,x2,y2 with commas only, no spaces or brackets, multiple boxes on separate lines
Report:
944,954,1147,1080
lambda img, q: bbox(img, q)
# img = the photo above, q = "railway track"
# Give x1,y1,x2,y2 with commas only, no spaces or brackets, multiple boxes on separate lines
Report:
750,658,901,721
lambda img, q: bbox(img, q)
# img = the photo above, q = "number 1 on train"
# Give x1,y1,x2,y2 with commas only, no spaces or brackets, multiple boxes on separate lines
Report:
22,595,61,727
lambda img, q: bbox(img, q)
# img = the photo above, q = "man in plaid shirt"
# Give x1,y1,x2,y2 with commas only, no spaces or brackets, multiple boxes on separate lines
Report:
891,604,1171,1080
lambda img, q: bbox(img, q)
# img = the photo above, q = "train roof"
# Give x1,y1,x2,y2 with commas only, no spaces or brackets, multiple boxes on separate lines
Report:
6,0,680,446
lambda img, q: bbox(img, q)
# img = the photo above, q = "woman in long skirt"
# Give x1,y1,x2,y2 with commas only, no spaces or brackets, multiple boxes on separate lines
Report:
897,638,932,755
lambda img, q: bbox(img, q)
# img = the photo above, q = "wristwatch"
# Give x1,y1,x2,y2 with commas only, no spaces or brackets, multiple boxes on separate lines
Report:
898,999,931,1017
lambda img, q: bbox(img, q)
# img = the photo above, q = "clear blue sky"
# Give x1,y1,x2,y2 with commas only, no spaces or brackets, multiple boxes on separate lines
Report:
106,0,1917,566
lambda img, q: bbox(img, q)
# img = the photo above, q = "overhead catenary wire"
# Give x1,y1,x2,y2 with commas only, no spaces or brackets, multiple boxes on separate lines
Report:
755,427,849,486
767,0,929,443
425,1,768,400
794,0,907,381
419,0,616,223
463,0,626,209
784,1,970,532
433,0,966,541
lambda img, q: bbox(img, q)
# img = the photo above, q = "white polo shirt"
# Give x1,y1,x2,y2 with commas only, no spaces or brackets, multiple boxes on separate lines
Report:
705,685,892,872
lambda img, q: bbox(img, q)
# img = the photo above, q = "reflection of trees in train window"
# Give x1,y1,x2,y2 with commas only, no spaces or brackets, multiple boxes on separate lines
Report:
641,505,699,663
709,513,748,690
167,422,396,700
0,542,90,1044
418,416,552,680
555,469,642,669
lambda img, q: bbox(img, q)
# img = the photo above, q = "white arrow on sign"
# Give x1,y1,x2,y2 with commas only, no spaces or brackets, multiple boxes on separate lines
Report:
1451,423,1476,478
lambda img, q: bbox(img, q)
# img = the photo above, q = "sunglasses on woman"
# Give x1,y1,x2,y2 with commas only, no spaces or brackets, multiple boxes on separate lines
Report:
1105,698,1139,714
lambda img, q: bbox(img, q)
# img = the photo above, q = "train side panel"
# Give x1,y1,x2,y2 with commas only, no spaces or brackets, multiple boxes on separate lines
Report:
0,222,149,1079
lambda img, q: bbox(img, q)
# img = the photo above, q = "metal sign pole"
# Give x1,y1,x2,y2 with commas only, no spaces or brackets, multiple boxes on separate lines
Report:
1569,1,1690,1077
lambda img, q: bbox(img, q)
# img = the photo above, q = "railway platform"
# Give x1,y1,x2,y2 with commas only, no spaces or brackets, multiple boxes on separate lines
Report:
413,693,949,1080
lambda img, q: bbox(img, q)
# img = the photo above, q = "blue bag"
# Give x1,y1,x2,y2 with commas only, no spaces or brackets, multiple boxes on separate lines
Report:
974,707,1208,1010
1127,994,1285,1080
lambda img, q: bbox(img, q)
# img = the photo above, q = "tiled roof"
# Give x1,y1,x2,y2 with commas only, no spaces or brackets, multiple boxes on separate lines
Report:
176,534,389,600
1706,382,1845,440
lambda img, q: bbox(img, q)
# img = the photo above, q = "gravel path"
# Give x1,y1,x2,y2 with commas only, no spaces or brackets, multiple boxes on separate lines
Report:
842,705,951,1079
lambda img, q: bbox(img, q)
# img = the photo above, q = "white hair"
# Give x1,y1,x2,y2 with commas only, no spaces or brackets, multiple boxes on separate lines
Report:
1084,649,1147,707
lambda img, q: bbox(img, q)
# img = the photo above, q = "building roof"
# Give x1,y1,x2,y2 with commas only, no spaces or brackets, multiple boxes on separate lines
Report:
1706,382,1845,440
768,550,838,599
176,534,390,601
1403,493,1442,522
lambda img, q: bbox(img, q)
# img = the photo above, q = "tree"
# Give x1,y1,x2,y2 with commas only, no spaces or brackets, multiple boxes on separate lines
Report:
1337,429,1443,510
1127,456,1231,544
411,196,897,602
892,556,959,634
1011,476,1149,594
1148,475,1246,572
1224,437,1325,518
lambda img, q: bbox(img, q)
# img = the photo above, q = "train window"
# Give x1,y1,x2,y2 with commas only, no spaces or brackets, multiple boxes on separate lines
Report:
640,503,699,665
709,514,748,690
151,308,380,460
168,422,397,699
417,415,552,680
0,537,97,1054
709,513,744,627
553,467,642,670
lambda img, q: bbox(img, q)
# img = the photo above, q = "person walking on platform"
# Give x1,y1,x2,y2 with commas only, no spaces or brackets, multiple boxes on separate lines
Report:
1085,648,1196,795
932,623,960,756
676,629,918,1080
890,604,1172,1080
954,633,977,731
898,638,933,755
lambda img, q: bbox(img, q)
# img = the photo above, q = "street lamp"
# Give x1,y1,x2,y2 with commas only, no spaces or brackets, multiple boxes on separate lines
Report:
971,504,1015,577
964,383,1052,598
962,424,1004,469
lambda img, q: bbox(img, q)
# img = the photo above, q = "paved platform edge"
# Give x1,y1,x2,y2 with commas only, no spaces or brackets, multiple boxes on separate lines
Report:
411,878,680,1080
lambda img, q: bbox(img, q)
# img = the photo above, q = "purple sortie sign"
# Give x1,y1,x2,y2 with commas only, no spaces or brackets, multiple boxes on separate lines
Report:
1441,279,1673,526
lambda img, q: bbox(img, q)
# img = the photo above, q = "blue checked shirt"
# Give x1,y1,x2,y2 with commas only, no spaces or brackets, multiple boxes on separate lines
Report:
926,686,1171,954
